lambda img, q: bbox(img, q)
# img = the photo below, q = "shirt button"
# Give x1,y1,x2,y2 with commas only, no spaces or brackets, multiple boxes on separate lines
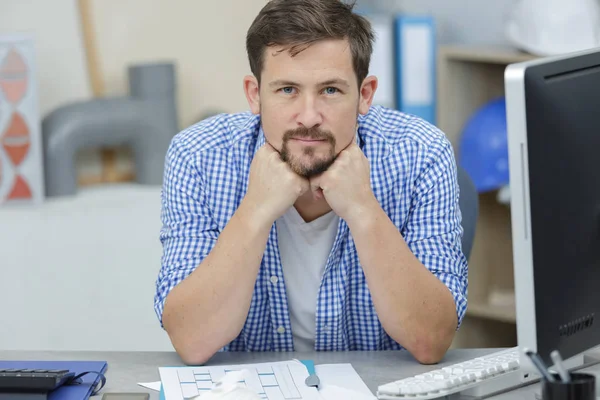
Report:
270,276,279,284
277,326,285,334
323,325,330,333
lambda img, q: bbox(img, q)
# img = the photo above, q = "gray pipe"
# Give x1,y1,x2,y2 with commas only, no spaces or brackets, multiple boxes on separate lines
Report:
42,63,178,197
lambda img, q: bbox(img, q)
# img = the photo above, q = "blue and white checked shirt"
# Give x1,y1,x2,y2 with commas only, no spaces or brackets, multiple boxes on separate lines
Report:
155,105,468,352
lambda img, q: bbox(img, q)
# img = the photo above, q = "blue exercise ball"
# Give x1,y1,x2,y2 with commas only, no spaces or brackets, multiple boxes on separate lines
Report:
459,97,509,193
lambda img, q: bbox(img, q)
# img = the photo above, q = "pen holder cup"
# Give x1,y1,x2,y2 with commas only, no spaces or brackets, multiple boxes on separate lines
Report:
542,372,596,400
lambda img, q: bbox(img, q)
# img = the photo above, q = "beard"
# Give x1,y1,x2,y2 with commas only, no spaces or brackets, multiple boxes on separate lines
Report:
279,126,337,178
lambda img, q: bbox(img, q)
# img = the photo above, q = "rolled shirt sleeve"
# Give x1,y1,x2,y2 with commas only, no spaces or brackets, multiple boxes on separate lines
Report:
154,138,219,327
403,136,469,329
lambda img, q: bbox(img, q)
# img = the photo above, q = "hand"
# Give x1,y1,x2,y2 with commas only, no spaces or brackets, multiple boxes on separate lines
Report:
309,142,378,223
244,143,310,225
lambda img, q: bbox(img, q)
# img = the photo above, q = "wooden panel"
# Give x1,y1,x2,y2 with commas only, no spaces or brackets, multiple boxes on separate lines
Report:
452,316,517,349
440,45,536,65
438,60,507,153
437,45,539,348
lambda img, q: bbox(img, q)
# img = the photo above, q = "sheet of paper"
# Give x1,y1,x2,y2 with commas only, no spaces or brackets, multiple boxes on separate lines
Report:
319,384,377,400
138,381,161,391
159,360,321,400
157,360,376,400
315,364,376,399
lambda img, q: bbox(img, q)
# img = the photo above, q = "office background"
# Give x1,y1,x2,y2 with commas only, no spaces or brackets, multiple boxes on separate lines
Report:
0,0,594,352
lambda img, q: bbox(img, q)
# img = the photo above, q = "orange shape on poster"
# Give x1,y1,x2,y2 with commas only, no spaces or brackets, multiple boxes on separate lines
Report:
1,112,30,166
7,174,32,200
0,48,28,105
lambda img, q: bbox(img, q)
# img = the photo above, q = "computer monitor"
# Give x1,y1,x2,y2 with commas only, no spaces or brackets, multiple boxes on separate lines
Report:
505,46,600,381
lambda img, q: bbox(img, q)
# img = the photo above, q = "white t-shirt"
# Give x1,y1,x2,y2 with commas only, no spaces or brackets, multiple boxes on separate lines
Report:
276,206,340,351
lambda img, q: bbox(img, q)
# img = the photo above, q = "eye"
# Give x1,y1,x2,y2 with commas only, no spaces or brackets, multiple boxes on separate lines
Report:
323,87,340,95
280,87,296,95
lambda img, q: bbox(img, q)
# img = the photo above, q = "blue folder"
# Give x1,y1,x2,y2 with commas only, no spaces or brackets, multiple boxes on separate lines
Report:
0,360,108,400
394,14,437,125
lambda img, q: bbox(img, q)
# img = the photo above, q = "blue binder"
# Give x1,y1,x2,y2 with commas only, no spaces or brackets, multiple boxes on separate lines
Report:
0,360,107,400
394,15,437,124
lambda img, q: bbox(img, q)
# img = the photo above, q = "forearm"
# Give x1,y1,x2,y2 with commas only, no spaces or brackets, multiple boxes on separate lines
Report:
347,203,458,364
162,199,273,364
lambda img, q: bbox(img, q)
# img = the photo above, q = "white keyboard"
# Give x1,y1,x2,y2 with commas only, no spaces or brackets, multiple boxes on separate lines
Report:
377,347,525,399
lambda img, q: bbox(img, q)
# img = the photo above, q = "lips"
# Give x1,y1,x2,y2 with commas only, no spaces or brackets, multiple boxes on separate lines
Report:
290,137,327,142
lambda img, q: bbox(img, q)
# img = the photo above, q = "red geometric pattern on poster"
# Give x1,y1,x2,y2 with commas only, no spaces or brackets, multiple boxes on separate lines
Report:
0,47,32,201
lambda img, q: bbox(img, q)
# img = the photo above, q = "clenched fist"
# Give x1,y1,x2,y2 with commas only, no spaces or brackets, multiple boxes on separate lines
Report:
243,143,310,225
309,142,378,223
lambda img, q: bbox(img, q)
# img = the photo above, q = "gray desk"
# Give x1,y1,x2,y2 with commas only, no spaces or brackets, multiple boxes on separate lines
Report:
2,349,599,399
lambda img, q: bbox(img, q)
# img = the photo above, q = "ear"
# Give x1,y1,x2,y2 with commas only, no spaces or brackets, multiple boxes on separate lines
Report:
358,75,378,115
243,75,261,115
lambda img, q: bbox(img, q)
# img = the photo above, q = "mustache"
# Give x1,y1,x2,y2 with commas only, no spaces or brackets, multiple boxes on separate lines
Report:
282,127,335,143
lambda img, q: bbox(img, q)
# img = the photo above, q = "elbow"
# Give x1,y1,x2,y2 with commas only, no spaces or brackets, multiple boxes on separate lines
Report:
411,340,446,365
408,327,455,365
162,319,221,366
167,328,222,366
176,345,216,366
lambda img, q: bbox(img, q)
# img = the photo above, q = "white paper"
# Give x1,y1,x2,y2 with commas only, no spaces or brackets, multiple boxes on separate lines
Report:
315,364,376,399
319,384,376,400
159,361,321,400
156,361,376,400
138,381,161,391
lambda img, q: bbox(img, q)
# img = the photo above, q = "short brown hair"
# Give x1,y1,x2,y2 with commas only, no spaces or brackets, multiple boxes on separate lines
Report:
246,0,374,87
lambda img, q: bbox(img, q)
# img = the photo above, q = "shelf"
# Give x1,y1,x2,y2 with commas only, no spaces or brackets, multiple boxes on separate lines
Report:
439,45,537,65
466,302,516,324
436,45,528,348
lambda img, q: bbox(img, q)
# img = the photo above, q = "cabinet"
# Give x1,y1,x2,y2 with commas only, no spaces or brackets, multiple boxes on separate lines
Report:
435,45,538,348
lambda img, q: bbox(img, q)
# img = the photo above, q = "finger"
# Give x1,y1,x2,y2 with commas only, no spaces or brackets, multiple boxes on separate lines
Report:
313,189,323,200
309,176,324,199
310,176,321,193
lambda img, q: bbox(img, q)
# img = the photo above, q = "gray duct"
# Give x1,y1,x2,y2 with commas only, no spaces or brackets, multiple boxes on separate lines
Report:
42,63,178,197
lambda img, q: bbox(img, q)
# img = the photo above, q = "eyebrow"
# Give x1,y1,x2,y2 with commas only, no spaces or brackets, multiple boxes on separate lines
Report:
268,78,351,88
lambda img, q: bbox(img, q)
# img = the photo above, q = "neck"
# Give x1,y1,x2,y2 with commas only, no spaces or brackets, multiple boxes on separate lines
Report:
294,191,332,223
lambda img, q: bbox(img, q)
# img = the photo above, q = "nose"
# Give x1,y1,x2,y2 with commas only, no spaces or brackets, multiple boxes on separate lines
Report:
296,95,323,128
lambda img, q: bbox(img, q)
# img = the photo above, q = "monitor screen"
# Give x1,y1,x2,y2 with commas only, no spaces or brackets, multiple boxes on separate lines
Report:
506,48,600,369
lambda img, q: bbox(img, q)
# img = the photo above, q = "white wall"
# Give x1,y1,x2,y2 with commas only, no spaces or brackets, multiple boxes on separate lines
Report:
0,185,174,351
0,0,268,127
359,0,517,45
0,0,268,176
88,0,268,129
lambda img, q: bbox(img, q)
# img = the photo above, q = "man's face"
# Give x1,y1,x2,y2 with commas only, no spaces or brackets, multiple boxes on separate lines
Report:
257,39,361,178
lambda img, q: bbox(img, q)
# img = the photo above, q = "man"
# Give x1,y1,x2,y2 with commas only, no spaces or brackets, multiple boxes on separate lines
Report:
154,0,468,366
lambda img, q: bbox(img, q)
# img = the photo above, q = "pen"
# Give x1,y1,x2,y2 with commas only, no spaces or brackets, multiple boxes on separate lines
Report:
524,348,556,382
550,350,571,383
